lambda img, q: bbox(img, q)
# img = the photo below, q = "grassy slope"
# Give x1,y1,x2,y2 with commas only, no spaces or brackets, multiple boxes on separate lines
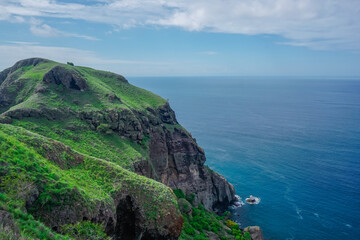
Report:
6,62,165,112
11,118,149,170
0,123,177,239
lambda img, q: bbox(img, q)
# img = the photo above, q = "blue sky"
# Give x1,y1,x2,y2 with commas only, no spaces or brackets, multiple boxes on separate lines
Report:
0,0,359,76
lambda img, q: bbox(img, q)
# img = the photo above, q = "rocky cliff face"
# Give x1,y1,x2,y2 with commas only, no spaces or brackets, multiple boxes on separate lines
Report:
135,106,236,210
77,103,236,210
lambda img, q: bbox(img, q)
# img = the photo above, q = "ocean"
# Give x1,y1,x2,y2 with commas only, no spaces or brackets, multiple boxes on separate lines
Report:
129,76,360,240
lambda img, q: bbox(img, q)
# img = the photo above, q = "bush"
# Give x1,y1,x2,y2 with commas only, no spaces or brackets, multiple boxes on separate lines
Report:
226,219,237,228
60,221,110,240
173,189,186,199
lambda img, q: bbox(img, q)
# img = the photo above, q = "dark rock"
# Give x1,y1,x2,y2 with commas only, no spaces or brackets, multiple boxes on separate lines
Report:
25,187,40,210
158,102,178,124
244,226,264,240
43,66,87,91
136,110,236,210
0,68,10,86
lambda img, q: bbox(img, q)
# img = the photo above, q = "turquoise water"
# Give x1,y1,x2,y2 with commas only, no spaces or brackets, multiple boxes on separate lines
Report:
129,77,360,240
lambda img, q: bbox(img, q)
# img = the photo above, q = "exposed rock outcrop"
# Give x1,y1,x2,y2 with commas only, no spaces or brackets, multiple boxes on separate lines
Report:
144,124,236,210
43,65,87,91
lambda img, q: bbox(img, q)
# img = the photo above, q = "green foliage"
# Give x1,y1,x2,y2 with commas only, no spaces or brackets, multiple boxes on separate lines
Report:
67,62,74,66
0,123,179,239
60,221,110,240
12,119,148,169
173,189,186,199
226,220,237,228
178,192,251,240
185,193,196,205
0,193,67,240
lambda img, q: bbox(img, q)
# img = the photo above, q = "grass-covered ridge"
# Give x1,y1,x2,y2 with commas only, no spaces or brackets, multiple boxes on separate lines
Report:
1,59,165,114
11,118,149,170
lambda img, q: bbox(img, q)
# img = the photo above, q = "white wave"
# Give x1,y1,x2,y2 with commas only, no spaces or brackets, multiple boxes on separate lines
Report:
314,213,319,218
345,224,352,228
230,195,245,208
296,207,303,220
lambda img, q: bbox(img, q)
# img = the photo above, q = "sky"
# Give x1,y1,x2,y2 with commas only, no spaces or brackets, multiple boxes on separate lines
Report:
0,0,359,77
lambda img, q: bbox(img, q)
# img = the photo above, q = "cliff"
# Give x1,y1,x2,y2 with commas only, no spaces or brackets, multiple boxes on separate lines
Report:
0,58,236,239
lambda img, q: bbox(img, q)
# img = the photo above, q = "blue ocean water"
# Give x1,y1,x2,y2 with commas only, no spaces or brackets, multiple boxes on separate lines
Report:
129,77,360,240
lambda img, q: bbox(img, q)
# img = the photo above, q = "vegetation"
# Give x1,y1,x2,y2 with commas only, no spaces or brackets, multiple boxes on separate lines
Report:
0,123,178,239
0,59,244,240
60,221,110,240
11,118,149,169
175,189,251,240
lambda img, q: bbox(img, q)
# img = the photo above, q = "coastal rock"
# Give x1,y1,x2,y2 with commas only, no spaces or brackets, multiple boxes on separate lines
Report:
139,106,236,210
244,226,264,240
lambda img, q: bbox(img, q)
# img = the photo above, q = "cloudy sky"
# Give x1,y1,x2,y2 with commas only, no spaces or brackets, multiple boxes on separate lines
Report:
0,0,359,76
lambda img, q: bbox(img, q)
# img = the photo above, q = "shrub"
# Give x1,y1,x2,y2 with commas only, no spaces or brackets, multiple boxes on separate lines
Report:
173,189,186,199
60,221,110,240
226,219,237,228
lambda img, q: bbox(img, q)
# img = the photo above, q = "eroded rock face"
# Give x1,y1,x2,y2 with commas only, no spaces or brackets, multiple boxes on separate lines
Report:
145,125,236,210
43,66,87,91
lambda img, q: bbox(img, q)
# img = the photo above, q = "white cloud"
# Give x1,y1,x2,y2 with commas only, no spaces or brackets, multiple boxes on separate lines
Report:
0,42,171,75
0,0,359,50
29,18,99,40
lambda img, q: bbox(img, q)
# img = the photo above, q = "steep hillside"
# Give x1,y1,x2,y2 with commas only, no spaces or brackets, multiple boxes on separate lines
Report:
0,123,182,239
0,58,238,239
